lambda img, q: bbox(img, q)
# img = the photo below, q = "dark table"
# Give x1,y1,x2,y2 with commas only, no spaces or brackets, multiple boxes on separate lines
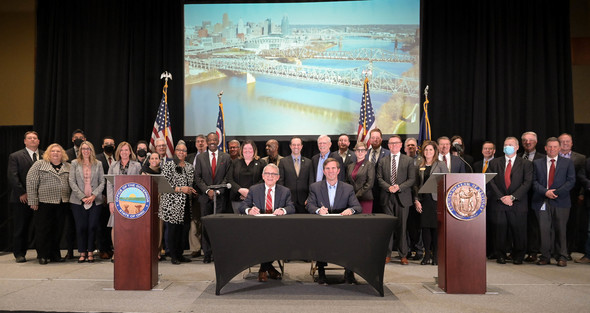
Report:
202,214,397,296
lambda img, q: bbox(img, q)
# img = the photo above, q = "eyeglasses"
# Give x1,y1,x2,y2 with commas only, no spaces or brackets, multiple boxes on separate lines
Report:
263,172,279,176
355,149,367,152
175,149,187,152
156,144,166,148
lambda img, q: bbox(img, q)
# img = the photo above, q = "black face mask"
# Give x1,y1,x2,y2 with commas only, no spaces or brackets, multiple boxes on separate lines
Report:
74,138,84,147
137,149,147,157
104,145,115,154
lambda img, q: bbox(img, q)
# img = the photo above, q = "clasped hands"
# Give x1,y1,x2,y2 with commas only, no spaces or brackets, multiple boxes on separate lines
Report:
545,189,558,199
388,184,400,193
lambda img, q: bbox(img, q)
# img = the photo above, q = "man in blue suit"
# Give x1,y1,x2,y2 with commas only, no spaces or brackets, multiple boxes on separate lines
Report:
307,158,361,285
531,137,576,267
239,163,294,282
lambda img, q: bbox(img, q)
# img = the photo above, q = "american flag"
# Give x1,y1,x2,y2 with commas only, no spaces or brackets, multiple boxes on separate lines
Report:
149,80,174,158
417,87,431,148
357,77,376,144
216,101,226,153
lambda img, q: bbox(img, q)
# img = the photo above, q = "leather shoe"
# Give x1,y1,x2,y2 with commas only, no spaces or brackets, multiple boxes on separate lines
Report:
268,268,282,280
400,257,409,265
574,256,590,264
496,257,506,264
385,257,391,264
65,251,75,260
557,260,567,267
536,259,550,265
39,258,49,265
513,258,523,265
50,257,65,263
15,256,26,263
412,253,423,261
566,254,573,261
525,254,537,263
317,273,327,285
171,259,181,265
420,257,430,265
190,251,201,258
179,256,192,263
344,270,358,285
258,271,268,282
99,251,112,259
203,254,212,264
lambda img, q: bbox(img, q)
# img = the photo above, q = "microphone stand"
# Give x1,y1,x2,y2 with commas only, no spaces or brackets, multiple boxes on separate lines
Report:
208,183,231,214
457,154,474,173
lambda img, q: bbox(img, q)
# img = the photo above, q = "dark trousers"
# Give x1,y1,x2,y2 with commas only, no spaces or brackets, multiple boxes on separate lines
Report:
527,208,540,255
57,204,76,254
166,222,184,260
199,193,226,256
422,227,438,260
11,201,34,258
71,203,101,253
383,194,408,258
34,202,64,259
536,204,569,261
407,204,424,255
96,202,112,253
260,261,276,272
495,208,527,260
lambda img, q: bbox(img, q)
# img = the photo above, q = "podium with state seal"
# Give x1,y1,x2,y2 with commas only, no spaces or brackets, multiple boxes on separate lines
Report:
420,173,495,294
106,174,173,290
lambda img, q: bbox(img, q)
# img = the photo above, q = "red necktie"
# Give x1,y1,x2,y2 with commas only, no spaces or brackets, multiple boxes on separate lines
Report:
108,157,112,166
442,155,448,170
504,159,512,189
548,159,555,188
265,188,273,213
211,152,217,180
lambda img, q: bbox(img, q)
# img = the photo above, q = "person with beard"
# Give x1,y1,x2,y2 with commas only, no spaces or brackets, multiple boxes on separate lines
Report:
262,139,283,166
95,136,116,259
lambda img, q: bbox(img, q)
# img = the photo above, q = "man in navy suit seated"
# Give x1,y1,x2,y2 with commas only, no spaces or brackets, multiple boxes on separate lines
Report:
306,158,362,285
239,163,295,282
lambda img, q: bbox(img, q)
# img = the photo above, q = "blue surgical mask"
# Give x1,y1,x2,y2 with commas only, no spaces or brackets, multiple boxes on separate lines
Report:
503,146,515,155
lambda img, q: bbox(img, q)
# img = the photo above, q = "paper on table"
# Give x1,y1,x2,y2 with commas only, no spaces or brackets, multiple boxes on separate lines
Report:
320,213,343,216
254,214,277,217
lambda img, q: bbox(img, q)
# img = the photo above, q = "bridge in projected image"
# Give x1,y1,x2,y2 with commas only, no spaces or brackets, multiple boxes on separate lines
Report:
257,48,417,63
186,56,419,96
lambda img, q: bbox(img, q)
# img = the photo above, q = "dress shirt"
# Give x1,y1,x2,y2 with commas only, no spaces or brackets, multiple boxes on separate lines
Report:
316,153,329,182
559,151,571,159
369,146,382,163
245,184,287,215
26,147,39,161
546,157,558,186
391,153,400,184
327,181,337,208
291,154,301,167
439,153,451,170
339,150,349,163
208,150,217,167
523,150,536,160
505,155,516,169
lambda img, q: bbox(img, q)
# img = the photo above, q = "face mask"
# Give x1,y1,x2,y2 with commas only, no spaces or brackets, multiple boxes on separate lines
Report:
74,138,84,147
104,145,115,154
137,149,147,157
503,146,515,155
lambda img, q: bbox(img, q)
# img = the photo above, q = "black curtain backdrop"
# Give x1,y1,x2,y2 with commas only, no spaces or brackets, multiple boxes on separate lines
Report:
34,0,184,149
32,0,573,157
420,0,573,155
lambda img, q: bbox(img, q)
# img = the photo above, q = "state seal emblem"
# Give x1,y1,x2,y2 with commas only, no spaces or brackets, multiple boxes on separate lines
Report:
114,182,151,219
445,182,486,221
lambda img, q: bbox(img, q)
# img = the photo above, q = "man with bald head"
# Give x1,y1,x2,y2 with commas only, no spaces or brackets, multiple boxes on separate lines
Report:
262,139,283,166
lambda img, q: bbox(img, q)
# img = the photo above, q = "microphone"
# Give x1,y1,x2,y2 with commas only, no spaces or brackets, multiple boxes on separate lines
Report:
452,142,464,153
208,183,231,189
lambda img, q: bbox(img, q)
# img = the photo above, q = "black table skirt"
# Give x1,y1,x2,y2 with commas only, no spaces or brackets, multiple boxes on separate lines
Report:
202,214,397,296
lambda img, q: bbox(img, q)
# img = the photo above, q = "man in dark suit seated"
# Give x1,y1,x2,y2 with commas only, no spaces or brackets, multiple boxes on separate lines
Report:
239,163,295,282
307,158,362,285
531,137,575,267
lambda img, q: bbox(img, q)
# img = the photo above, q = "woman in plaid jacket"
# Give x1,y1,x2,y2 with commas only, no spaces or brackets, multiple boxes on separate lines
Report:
27,143,71,265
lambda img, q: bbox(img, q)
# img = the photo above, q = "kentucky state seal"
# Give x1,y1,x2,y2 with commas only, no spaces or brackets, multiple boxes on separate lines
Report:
114,182,151,219
445,182,486,221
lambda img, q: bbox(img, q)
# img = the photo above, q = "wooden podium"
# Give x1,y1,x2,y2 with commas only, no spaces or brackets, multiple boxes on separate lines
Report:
107,175,170,290
420,173,495,294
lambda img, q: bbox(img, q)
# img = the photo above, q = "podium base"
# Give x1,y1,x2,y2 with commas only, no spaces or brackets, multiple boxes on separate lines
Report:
423,281,500,295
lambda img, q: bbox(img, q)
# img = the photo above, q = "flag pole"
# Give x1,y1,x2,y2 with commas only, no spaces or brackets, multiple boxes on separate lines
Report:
217,91,226,153
160,71,173,139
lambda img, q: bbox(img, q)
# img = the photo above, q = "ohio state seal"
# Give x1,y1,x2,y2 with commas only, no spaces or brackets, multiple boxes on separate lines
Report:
445,182,486,221
114,182,150,219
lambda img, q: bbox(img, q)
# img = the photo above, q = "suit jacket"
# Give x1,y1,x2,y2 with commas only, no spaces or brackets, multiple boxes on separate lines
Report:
68,159,105,205
531,156,576,210
413,160,448,201
579,158,590,207
367,146,390,164
518,151,546,161
450,155,467,173
339,149,357,169
311,151,345,182
26,160,71,205
568,151,586,197
7,148,44,203
278,155,313,212
106,160,142,203
238,183,295,214
66,147,77,163
261,154,283,166
473,158,494,173
96,152,115,175
487,156,533,211
306,180,361,214
376,153,416,208
228,158,266,201
194,150,232,194
346,159,374,200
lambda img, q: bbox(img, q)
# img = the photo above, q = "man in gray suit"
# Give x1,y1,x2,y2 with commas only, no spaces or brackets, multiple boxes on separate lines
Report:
194,132,233,263
377,135,416,265
7,131,43,263
307,158,361,285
